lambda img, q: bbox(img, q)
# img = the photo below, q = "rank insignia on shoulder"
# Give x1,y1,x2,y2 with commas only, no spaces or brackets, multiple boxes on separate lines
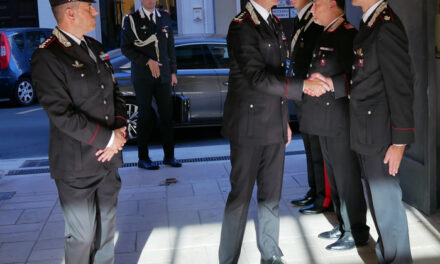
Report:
356,48,363,57
358,59,364,68
72,60,84,68
99,51,110,61
320,59,326,66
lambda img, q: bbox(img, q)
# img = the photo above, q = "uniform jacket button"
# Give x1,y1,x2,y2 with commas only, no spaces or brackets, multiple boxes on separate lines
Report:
306,74,310,78
101,84,105,89
281,101,284,105
367,110,372,115
103,100,107,105
350,80,353,85
313,54,316,58
105,115,109,120
352,65,355,70
326,102,330,106
310,64,313,68
81,73,85,77
250,104,254,108
268,44,271,47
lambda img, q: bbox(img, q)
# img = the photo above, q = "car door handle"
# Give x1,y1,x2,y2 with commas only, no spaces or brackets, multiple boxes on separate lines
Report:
222,81,229,86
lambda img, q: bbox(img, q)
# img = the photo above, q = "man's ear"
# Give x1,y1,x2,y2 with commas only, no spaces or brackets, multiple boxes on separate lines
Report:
64,7,76,22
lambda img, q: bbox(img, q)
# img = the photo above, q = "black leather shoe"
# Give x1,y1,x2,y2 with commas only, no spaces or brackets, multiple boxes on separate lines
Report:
138,159,160,170
290,195,314,206
325,233,368,251
299,204,329,215
163,158,182,167
318,225,342,240
260,255,286,264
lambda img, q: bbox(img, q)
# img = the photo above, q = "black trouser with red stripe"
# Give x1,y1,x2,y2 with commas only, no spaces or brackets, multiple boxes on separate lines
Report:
319,134,370,243
302,132,332,208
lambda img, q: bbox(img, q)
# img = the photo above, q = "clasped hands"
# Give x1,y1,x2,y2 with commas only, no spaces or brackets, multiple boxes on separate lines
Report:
303,73,334,97
95,127,127,163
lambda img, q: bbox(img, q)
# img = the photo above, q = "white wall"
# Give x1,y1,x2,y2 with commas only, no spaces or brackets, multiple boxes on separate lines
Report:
37,0,102,41
215,0,239,35
176,0,215,35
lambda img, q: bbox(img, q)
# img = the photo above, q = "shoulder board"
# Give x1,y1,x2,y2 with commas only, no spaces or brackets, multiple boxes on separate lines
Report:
38,35,56,49
367,1,388,27
159,9,169,14
273,14,280,22
232,10,250,23
327,16,345,33
378,7,395,24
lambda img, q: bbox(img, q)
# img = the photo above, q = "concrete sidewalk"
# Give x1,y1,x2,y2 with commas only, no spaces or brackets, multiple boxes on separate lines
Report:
1,146,440,263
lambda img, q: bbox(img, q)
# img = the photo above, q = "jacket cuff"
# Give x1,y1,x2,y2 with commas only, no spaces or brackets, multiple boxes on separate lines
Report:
88,124,113,150
332,74,349,100
391,127,415,145
115,115,127,128
286,78,304,101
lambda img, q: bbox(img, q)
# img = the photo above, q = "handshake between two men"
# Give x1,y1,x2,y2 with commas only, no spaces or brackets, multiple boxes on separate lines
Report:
303,72,334,97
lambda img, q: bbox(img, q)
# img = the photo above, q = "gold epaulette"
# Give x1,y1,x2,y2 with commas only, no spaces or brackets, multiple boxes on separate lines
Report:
38,35,55,49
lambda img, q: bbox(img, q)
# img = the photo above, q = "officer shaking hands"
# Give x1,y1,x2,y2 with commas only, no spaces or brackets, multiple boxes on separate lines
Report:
31,0,128,262
121,0,181,170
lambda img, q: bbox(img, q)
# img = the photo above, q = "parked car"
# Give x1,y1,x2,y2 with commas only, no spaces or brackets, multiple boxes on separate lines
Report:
110,34,296,141
0,28,52,106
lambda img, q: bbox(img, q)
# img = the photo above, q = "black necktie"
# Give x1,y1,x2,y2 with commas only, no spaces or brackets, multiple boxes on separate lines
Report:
268,15,277,33
150,13,155,25
359,19,366,30
293,16,300,31
80,40,88,53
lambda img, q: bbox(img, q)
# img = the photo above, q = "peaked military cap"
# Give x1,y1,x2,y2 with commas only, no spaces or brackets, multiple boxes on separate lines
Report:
50,0,96,7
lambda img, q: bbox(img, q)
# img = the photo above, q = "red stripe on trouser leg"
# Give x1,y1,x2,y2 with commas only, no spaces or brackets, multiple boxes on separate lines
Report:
322,161,332,208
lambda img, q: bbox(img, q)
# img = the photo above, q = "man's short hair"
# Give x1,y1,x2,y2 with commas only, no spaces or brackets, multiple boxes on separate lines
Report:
51,2,79,23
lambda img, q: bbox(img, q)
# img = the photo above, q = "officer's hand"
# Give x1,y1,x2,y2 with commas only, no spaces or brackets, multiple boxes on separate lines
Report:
147,59,163,78
171,73,178,86
384,145,406,176
95,127,127,162
304,79,329,97
286,123,292,147
96,148,117,163
112,127,127,151
310,73,334,92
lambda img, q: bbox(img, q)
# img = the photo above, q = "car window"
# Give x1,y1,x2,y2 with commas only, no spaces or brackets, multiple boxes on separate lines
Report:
26,31,48,53
207,44,229,68
176,44,215,69
12,33,25,51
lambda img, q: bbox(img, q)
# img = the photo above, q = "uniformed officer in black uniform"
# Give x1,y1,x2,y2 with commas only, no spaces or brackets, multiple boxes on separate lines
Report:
121,0,181,170
218,1,330,263
290,0,370,251
288,0,333,215
31,0,128,262
350,0,414,263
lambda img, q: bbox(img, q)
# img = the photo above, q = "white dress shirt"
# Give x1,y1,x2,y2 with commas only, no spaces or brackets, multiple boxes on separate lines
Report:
250,0,271,23
143,7,157,23
362,0,384,22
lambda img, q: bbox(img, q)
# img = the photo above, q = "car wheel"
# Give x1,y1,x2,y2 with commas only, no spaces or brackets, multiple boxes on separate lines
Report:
14,77,35,106
125,97,138,142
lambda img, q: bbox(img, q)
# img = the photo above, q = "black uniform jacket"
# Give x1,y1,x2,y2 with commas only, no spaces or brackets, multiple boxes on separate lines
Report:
31,27,127,179
350,2,414,155
121,8,177,83
288,4,323,79
221,1,303,146
291,17,357,137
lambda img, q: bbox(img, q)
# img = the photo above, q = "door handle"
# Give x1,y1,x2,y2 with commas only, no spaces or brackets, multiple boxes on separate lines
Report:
222,81,229,86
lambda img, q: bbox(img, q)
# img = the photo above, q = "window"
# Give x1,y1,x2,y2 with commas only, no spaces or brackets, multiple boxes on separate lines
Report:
26,31,47,52
207,44,229,68
12,33,24,50
176,44,216,69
